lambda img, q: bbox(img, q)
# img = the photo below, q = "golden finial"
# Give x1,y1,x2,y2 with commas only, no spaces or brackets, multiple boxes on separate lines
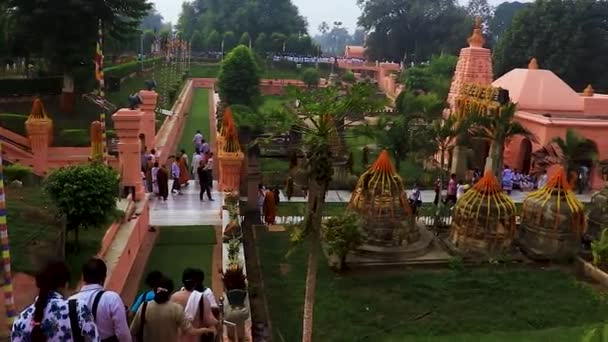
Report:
28,98,49,120
467,16,485,48
583,84,595,97
528,58,539,70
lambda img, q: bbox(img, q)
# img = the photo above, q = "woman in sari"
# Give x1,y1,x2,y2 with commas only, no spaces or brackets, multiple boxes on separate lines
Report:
179,150,190,187
152,162,160,196
157,164,169,201
263,189,276,225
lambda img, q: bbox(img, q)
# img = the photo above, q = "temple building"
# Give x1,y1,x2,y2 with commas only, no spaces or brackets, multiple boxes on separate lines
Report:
447,20,608,189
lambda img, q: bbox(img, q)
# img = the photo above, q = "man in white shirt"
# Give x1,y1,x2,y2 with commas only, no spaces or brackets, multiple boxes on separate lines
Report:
70,258,131,342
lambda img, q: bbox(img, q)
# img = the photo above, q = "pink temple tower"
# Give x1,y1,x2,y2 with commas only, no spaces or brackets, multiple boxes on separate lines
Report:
447,18,493,177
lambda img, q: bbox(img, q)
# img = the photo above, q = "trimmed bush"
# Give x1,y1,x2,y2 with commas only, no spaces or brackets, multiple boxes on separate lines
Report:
0,78,63,96
0,113,27,135
103,57,161,80
4,163,33,183
58,129,89,147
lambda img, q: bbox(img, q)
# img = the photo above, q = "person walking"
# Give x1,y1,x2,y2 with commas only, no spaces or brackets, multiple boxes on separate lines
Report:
171,156,182,195
130,271,164,317
433,178,441,205
446,174,457,205
204,152,214,184
191,149,203,182
408,183,422,215
152,162,160,196
193,130,204,151
179,149,190,187
170,269,218,342
197,159,213,202
130,277,214,342
70,258,131,342
11,260,100,342
263,188,277,225
157,164,170,200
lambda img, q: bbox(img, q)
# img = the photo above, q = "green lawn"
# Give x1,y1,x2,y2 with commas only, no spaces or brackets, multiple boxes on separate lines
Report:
258,228,608,342
138,226,216,295
177,88,210,157
5,186,106,284
259,95,290,113
189,64,221,78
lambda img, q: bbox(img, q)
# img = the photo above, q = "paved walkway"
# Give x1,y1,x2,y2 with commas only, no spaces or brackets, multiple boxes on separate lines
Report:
279,189,594,204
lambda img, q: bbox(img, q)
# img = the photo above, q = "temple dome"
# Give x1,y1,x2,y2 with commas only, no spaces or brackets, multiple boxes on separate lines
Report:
492,68,584,112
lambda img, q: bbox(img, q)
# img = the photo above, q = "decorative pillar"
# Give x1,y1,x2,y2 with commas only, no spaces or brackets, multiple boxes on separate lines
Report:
138,90,158,149
218,113,244,192
25,99,53,175
90,121,103,161
112,108,145,201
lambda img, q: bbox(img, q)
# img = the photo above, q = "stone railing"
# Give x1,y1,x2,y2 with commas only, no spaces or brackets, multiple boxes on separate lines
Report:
156,79,194,165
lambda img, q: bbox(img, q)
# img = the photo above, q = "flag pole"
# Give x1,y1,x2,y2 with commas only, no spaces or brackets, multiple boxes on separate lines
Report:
96,19,107,164
0,143,16,330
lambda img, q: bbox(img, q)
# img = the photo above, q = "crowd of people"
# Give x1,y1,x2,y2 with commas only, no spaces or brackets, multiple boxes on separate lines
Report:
139,130,215,202
12,259,219,342
271,54,367,65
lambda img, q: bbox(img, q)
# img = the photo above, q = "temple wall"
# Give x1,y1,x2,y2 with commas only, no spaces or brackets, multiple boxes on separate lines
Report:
156,79,194,165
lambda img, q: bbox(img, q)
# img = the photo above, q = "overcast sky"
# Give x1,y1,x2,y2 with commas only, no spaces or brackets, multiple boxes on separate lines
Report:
151,0,532,35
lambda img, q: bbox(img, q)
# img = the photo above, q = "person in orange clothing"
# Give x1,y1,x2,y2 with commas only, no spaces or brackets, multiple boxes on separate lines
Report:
178,149,190,187
263,188,277,225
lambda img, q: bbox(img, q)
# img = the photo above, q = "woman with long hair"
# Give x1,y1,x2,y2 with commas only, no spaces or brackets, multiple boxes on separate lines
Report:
171,268,218,342
130,276,214,342
11,260,99,341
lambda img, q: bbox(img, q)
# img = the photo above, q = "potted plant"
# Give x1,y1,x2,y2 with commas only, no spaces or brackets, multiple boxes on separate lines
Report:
222,264,247,307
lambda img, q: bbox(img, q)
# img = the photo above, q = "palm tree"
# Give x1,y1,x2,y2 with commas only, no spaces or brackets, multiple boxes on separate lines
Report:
290,83,384,342
468,102,537,181
552,128,598,172
429,115,469,176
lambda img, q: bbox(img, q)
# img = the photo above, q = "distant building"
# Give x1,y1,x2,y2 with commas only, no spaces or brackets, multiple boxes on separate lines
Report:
344,45,366,59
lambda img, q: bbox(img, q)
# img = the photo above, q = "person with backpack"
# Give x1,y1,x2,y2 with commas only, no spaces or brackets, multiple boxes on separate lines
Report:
12,260,100,342
130,276,214,342
70,258,131,342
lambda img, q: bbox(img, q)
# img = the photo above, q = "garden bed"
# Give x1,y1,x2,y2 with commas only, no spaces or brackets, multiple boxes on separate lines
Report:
257,227,608,342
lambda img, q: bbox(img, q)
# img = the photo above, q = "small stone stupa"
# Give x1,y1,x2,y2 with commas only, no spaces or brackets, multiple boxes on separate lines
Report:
450,170,517,255
519,166,586,260
349,150,433,260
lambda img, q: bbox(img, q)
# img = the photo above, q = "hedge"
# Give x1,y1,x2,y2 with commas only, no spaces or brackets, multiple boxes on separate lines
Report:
0,113,28,135
58,128,89,147
103,57,162,79
0,77,63,97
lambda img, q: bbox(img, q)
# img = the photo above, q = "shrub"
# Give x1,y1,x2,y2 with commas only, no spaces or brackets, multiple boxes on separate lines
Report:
592,228,608,266
301,68,320,88
43,163,119,245
4,163,32,183
58,129,89,147
321,212,366,270
342,71,356,83
0,77,63,96
218,45,261,107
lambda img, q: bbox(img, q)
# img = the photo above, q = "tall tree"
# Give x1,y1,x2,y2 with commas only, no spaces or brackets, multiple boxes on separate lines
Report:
466,0,493,31
271,32,287,52
358,0,471,62
289,83,384,342
239,32,251,48
318,21,330,35
206,30,221,51
254,32,270,52
218,45,261,107
140,6,164,31
177,2,198,40
8,0,152,110
489,1,529,44
494,0,608,92
223,31,237,52
191,30,205,51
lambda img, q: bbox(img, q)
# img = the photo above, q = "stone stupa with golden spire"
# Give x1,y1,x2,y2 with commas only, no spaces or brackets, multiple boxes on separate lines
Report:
348,150,435,262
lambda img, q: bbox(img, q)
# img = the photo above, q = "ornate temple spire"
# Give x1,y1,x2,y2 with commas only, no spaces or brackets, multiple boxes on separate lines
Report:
583,84,595,97
27,98,49,120
467,17,486,48
223,114,241,153
528,58,539,70
220,107,234,137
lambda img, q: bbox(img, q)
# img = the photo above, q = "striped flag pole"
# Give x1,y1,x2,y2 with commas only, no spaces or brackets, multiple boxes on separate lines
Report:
95,19,107,164
0,143,16,330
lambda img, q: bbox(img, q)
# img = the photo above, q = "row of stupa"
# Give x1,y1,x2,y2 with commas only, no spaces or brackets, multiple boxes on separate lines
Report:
348,150,593,261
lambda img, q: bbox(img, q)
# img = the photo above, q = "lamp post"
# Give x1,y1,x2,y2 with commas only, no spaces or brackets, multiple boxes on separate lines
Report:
0,143,16,330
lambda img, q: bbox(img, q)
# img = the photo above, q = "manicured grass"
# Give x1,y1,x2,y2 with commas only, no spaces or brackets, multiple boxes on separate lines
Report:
5,186,106,284
138,226,216,295
258,229,608,342
189,64,220,78
177,88,210,157
259,95,290,114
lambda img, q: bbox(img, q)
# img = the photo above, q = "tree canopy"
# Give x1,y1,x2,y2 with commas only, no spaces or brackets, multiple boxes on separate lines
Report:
7,0,152,70
488,1,529,44
177,0,308,51
494,0,608,92
217,45,261,107
357,0,471,62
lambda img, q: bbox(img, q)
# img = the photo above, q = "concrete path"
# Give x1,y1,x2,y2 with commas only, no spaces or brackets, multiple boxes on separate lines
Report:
149,180,224,227
279,189,594,204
